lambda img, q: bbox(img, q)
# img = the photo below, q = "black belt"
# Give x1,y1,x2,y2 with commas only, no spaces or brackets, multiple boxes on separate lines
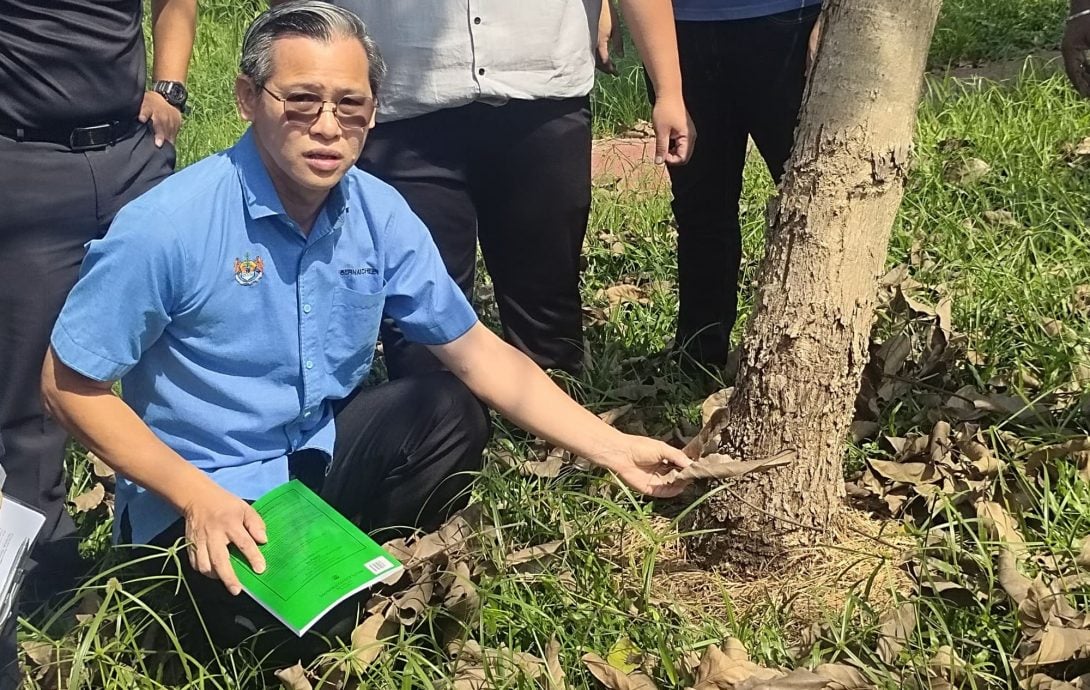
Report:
0,119,140,152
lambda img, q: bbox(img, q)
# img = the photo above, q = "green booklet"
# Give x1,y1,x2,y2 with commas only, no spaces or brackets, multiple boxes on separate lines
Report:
230,480,403,636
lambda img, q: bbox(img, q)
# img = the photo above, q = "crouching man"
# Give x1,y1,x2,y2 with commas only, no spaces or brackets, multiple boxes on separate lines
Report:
39,0,690,642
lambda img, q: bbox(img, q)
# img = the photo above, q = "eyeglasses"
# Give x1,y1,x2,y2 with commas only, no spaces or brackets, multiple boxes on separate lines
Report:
260,85,375,130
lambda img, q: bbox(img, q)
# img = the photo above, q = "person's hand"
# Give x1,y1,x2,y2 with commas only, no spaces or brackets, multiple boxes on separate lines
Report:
182,484,267,595
651,96,695,166
139,90,183,148
595,434,694,498
595,1,625,75
1063,10,1090,97
806,13,823,78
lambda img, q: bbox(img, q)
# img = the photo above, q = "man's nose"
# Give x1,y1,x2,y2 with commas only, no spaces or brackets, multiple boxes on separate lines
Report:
310,104,340,138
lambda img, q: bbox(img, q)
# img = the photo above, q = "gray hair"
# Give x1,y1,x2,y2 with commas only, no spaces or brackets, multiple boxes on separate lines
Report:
240,1,386,95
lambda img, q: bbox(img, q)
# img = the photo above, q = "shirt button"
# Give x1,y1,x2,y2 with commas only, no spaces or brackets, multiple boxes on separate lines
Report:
302,303,312,314
473,16,481,24
478,68,486,76
305,360,314,370
303,410,311,418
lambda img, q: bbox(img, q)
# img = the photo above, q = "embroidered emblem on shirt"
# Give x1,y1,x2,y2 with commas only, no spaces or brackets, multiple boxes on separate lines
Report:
233,253,265,286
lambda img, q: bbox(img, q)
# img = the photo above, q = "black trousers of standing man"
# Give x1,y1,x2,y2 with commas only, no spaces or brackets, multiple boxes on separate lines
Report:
0,123,175,686
359,97,592,378
655,6,820,367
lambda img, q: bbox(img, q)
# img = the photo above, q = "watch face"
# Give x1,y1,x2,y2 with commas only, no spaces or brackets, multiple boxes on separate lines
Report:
157,81,187,107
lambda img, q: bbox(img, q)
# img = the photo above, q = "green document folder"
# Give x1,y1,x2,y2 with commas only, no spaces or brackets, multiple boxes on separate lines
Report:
230,480,403,636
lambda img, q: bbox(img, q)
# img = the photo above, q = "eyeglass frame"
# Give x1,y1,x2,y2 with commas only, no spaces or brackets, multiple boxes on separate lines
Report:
259,84,376,130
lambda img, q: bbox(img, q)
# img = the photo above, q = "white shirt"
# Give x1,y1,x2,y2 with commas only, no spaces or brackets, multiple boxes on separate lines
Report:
336,1,602,122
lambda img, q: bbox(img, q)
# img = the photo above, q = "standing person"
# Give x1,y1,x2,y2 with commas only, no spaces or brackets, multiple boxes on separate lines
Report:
1064,0,1090,96
0,0,196,683
646,0,822,370
310,0,693,378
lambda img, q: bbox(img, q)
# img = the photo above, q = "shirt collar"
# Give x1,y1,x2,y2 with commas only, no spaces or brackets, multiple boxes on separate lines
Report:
230,128,351,227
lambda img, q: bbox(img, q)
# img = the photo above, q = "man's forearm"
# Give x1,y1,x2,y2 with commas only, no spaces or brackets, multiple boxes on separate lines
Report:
617,0,683,100
41,349,217,516
430,325,627,466
150,0,197,83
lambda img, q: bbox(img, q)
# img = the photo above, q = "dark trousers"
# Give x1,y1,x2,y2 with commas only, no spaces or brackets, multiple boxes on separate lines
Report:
0,124,174,688
359,97,592,377
660,7,819,366
131,372,488,658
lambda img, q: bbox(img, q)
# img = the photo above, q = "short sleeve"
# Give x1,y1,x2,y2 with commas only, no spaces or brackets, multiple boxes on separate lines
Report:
51,203,183,382
380,196,477,345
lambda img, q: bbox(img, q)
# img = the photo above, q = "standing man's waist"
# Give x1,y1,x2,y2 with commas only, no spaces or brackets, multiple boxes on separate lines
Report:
0,117,142,151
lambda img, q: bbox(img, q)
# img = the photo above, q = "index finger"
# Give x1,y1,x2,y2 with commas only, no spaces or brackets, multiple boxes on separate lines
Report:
228,524,267,575
662,444,693,469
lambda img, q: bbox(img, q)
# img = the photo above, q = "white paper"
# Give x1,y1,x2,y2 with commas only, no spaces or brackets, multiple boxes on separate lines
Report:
0,494,45,622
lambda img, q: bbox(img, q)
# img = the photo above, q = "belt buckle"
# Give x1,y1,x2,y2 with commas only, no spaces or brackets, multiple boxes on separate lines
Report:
68,122,115,152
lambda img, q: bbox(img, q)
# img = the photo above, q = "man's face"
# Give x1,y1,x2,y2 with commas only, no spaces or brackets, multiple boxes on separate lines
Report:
236,34,374,197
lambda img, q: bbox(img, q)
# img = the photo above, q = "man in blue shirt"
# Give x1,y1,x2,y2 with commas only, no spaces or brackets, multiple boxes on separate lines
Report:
643,0,822,370
40,0,691,635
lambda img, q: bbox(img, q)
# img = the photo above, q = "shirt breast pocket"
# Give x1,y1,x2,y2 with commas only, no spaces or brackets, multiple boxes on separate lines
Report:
324,285,384,394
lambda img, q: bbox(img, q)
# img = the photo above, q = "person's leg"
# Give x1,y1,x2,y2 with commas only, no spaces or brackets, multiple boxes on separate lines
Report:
357,109,478,379
469,98,591,375
0,136,98,601
741,5,820,185
655,22,750,368
320,372,490,540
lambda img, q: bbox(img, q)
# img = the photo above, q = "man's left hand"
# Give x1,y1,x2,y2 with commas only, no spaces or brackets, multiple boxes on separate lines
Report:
595,434,693,498
652,96,695,166
139,90,182,147
595,1,625,75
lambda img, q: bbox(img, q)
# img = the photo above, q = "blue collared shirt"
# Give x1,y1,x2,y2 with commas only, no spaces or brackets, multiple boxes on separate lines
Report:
51,129,478,544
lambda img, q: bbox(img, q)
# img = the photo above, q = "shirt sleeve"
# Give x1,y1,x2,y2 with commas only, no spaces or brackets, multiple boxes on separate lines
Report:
380,195,478,345
50,203,183,382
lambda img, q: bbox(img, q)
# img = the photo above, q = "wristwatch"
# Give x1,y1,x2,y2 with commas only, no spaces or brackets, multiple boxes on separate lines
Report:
151,80,189,114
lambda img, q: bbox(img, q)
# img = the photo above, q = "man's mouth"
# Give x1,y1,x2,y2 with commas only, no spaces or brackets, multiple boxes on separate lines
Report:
303,149,344,172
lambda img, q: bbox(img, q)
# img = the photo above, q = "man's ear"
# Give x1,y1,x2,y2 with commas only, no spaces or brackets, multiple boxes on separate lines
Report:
236,74,258,122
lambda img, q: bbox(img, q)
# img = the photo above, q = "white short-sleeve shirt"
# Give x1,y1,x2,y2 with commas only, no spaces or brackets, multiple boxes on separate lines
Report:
335,1,603,122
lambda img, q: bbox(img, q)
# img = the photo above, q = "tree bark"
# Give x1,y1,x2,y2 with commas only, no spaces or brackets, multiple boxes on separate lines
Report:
686,0,944,569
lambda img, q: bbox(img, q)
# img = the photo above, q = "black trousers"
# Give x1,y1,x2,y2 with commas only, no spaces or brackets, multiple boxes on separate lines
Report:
130,372,488,658
660,7,820,366
0,124,174,689
359,97,592,378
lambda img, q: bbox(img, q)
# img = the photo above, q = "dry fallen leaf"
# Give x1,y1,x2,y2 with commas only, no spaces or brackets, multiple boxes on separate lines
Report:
1019,626,1090,668
71,483,106,513
665,451,795,484
599,404,634,426
545,638,567,690
87,452,115,480
346,611,398,672
976,500,1027,557
275,663,313,690
945,157,990,184
601,284,649,308
877,602,916,664
504,541,563,574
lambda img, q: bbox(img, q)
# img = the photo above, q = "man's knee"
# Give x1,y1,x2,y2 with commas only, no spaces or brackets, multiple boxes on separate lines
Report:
424,372,491,462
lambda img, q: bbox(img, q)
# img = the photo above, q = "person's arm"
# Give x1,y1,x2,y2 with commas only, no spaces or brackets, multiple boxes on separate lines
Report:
595,1,625,75
40,351,267,594
141,0,198,146
1065,0,1090,97
616,0,694,165
428,324,692,497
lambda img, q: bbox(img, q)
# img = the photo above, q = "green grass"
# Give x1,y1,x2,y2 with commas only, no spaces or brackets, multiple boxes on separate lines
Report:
20,2,1090,688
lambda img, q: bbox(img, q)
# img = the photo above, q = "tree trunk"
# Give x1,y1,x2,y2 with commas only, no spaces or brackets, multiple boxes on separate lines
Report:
686,0,944,569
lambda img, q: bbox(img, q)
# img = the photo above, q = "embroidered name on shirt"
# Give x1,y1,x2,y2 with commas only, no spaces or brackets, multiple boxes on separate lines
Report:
340,267,378,276
234,253,264,286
